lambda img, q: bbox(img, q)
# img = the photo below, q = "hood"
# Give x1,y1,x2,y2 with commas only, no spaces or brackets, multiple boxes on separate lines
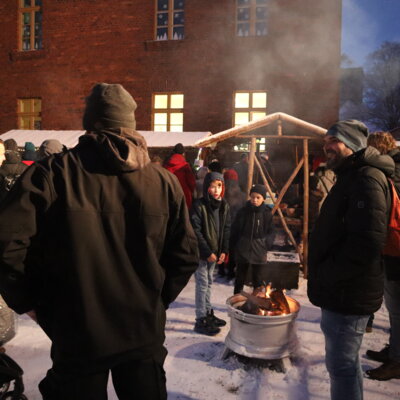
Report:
164,153,188,173
203,171,225,199
389,147,400,163
79,128,150,172
38,139,64,159
336,146,395,178
4,150,22,164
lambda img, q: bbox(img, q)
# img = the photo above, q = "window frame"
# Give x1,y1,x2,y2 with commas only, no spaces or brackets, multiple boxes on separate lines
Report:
152,92,184,132
18,0,43,51
155,0,184,41
17,98,42,129
236,0,268,37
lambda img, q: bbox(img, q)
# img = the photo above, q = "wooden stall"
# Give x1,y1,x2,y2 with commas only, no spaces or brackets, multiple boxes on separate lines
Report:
195,112,327,278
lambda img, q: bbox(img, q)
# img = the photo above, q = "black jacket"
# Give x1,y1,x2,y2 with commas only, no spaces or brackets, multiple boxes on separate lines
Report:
230,201,274,263
190,197,230,260
307,147,394,315
0,128,199,365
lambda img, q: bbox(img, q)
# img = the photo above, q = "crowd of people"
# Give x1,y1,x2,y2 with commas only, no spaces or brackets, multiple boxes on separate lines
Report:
0,83,398,400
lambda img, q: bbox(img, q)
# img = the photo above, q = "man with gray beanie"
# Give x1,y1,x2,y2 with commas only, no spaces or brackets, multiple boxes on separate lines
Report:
307,120,395,400
0,83,199,399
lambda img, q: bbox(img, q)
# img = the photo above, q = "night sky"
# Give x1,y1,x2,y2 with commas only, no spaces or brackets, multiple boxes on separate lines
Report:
341,0,400,66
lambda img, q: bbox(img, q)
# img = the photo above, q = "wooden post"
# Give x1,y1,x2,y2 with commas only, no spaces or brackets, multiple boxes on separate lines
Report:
254,157,303,261
277,119,283,136
247,137,257,196
303,139,309,278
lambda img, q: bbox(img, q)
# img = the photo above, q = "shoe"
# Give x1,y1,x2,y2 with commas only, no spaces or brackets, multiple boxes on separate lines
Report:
207,309,226,327
366,360,400,381
366,345,390,363
194,317,220,336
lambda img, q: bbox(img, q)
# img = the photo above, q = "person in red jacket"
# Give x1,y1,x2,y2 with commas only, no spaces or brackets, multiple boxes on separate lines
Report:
164,143,196,209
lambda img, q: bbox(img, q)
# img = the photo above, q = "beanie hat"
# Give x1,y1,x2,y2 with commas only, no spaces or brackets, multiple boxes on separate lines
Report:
173,143,184,154
4,139,18,151
208,161,222,173
250,184,267,199
326,119,368,153
24,142,36,152
83,83,137,132
38,139,64,159
223,169,239,182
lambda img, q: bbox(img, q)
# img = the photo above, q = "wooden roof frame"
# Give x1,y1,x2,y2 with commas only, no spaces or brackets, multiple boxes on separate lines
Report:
195,112,328,278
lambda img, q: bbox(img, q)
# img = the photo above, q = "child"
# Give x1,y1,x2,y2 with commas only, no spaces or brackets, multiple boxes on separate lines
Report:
191,172,231,335
230,184,275,294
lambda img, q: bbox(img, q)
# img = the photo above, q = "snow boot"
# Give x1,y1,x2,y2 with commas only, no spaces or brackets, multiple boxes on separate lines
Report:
207,309,226,327
366,345,390,363
194,317,220,336
366,360,400,381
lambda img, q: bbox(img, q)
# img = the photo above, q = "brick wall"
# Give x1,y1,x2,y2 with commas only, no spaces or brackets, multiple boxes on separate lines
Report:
0,0,341,134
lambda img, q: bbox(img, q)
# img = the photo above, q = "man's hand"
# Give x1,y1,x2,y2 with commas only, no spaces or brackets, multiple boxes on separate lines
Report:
217,253,226,264
26,310,37,322
207,253,217,263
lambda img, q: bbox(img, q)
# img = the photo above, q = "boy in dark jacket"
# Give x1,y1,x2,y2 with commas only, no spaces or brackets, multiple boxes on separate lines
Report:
191,172,231,335
230,184,275,294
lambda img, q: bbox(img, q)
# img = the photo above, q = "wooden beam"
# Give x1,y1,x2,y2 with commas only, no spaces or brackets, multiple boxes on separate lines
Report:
247,135,322,140
254,157,303,261
247,137,257,196
302,139,310,278
271,157,305,215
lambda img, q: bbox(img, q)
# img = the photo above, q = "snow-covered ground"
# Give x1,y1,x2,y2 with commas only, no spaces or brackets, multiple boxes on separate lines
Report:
5,275,400,399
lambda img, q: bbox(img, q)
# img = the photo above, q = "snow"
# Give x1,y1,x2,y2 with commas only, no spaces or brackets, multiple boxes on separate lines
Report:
4,275,400,399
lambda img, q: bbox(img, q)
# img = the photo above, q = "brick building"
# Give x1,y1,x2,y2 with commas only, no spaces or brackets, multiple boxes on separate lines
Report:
0,0,342,137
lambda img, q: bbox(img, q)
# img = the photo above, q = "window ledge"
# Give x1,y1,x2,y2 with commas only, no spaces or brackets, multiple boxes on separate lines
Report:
144,39,185,51
9,49,47,62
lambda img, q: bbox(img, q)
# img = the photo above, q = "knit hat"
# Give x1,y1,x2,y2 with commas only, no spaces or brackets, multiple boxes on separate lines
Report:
326,120,368,152
4,139,18,151
24,142,36,152
173,143,184,154
38,139,64,159
250,184,267,199
223,169,238,181
83,83,137,131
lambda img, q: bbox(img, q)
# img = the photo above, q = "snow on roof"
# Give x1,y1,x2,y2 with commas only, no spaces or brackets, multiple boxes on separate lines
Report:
0,130,212,149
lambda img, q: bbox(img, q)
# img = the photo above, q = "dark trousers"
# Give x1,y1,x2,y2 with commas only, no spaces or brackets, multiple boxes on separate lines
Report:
39,350,167,400
234,263,264,294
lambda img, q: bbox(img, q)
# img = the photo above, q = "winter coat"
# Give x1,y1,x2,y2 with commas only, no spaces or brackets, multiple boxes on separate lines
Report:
164,153,196,209
224,179,247,222
0,128,199,366
233,161,248,193
230,201,274,264
385,147,400,281
307,147,394,315
190,172,231,260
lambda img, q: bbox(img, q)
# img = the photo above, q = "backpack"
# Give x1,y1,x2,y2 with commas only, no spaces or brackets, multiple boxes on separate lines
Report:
383,179,400,257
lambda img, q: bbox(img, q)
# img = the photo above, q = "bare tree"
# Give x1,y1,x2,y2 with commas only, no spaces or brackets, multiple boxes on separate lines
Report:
363,42,400,130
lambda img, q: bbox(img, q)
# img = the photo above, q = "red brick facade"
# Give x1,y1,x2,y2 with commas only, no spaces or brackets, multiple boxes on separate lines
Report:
0,0,342,133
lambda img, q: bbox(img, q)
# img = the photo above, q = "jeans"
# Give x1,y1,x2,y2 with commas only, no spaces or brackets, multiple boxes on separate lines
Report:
195,259,215,319
321,309,369,400
384,277,400,362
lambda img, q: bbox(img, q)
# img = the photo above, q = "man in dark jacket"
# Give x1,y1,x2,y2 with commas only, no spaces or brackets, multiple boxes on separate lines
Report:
307,120,394,400
0,83,199,399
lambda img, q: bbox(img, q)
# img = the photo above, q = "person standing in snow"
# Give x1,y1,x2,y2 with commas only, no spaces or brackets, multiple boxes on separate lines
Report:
307,120,394,400
164,143,196,209
0,83,199,399
191,172,230,335
365,131,400,380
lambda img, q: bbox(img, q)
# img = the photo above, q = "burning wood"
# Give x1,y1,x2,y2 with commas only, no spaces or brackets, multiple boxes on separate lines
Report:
238,287,291,316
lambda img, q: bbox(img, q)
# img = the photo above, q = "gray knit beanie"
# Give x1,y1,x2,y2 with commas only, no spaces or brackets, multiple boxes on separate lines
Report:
326,120,368,152
83,83,137,131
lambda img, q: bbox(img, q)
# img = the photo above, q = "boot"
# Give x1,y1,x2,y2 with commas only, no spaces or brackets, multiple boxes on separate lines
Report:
366,360,400,381
207,309,226,327
194,317,220,336
366,345,390,363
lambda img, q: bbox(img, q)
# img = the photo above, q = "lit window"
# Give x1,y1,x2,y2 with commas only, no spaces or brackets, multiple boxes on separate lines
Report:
17,98,41,129
19,0,43,51
153,93,184,132
237,0,268,37
234,91,267,127
156,0,184,41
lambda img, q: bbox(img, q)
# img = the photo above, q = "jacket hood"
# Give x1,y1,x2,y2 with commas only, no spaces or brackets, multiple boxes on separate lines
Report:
79,128,150,172
38,139,64,159
389,147,400,163
336,146,395,178
203,171,225,199
4,150,22,164
164,153,188,173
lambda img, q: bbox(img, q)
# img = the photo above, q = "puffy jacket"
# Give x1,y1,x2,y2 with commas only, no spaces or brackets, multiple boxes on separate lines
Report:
308,147,394,315
164,153,196,209
0,128,199,365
